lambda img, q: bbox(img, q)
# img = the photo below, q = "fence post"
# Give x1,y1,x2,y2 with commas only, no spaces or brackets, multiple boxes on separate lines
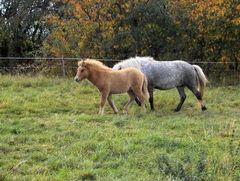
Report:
9,59,14,74
61,55,66,77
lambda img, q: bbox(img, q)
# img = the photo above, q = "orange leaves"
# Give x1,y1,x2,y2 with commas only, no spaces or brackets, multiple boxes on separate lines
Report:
220,54,229,63
67,0,86,19
232,18,240,25
43,0,119,57
231,3,240,25
190,0,226,20
42,0,239,62
168,0,239,63
237,4,240,11
45,14,60,26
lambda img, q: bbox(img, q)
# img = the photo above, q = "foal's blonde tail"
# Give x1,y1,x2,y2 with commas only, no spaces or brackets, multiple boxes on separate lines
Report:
142,76,149,99
193,65,208,97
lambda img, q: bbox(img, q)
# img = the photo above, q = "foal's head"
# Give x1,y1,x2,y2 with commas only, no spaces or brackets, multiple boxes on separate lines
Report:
74,61,89,82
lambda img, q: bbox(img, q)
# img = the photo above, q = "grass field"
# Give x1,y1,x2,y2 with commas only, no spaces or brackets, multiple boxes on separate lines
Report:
0,75,239,180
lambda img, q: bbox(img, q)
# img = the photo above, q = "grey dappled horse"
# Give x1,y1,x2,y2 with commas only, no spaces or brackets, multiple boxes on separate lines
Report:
113,57,208,112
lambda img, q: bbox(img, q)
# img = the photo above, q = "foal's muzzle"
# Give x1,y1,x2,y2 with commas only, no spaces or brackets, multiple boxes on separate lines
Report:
74,76,80,82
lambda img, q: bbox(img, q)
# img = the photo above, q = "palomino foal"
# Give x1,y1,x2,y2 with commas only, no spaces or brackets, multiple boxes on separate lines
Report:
74,59,149,115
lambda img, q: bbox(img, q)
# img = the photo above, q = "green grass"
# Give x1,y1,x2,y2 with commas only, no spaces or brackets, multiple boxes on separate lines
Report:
0,75,239,180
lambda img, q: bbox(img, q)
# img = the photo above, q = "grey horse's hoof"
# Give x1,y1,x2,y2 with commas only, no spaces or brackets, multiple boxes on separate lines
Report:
174,108,180,112
202,106,207,111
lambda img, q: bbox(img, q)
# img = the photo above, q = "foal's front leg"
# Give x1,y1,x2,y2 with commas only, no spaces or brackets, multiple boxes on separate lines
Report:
99,91,109,115
107,94,118,114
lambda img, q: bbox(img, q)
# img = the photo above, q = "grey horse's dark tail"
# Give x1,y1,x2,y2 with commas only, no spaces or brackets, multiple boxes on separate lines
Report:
142,76,150,99
193,65,208,96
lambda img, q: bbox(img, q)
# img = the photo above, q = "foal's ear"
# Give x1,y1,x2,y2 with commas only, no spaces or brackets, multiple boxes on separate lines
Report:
78,60,86,67
77,61,82,67
81,60,87,67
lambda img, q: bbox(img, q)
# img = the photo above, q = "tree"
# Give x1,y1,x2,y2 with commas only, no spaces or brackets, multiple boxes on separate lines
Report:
43,0,174,59
168,0,240,65
44,0,117,58
0,0,52,57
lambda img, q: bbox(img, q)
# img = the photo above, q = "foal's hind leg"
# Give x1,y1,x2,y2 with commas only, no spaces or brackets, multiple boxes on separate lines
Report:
133,88,146,112
188,86,207,111
123,91,136,113
130,89,141,106
135,97,141,106
174,86,186,112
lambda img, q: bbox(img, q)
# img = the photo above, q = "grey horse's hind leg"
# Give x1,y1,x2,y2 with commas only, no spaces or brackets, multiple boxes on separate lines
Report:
174,86,186,112
188,85,207,111
149,87,154,111
194,91,207,111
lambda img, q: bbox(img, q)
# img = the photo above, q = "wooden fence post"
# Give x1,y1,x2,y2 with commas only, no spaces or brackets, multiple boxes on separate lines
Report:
61,55,66,77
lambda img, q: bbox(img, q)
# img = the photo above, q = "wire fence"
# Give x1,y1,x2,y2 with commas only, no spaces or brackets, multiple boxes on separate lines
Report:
0,57,239,86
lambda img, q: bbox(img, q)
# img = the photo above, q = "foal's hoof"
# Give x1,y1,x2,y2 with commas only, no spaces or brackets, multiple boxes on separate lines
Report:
123,110,128,114
202,106,207,111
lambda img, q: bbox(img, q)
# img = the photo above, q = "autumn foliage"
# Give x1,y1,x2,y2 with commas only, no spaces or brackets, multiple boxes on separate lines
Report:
0,0,239,64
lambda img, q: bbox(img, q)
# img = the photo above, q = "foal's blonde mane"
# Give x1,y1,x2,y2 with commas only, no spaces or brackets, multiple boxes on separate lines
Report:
78,59,111,70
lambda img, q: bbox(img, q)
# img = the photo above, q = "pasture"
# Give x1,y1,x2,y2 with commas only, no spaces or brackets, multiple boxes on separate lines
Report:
0,75,239,180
